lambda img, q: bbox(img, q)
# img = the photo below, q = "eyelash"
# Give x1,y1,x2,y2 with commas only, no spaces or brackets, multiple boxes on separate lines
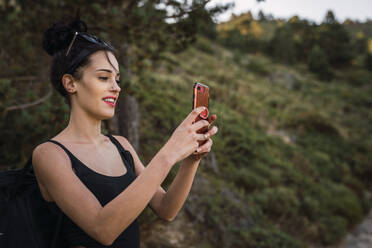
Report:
99,77,120,84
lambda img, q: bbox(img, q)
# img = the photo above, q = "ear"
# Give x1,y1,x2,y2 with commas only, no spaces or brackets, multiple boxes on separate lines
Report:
61,74,77,94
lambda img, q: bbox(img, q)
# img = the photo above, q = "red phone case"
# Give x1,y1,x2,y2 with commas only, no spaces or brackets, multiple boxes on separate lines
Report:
193,82,210,145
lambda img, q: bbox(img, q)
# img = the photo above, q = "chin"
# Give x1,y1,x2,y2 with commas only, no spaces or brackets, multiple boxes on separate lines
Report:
93,108,115,120
100,111,116,120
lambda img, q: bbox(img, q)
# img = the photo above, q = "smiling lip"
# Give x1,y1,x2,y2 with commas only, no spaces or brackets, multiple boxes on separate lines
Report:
102,96,117,107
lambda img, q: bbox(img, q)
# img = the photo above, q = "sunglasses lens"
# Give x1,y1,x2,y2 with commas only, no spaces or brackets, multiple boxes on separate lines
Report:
82,33,113,49
81,34,98,43
66,32,113,56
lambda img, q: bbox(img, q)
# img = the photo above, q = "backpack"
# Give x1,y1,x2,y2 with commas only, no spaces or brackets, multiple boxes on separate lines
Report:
0,156,64,248
0,135,133,247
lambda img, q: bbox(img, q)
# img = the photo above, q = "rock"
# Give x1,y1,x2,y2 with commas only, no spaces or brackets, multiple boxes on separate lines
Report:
269,71,300,90
267,126,296,144
339,210,372,248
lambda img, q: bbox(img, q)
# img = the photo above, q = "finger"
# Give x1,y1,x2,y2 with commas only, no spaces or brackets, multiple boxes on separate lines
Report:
186,107,207,124
205,126,218,139
195,133,209,141
196,138,213,153
208,114,217,124
191,120,210,132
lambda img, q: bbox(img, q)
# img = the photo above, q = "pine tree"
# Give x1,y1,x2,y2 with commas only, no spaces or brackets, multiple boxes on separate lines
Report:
318,11,354,67
268,25,297,64
307,45,334,81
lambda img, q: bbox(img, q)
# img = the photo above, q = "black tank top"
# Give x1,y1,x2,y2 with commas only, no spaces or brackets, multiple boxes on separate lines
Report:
46,135,140,248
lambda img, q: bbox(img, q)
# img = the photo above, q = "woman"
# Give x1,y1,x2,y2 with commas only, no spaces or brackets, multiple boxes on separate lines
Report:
32,18,218,248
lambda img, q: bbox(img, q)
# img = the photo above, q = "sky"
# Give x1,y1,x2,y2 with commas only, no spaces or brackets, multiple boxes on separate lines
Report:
209,0,372,23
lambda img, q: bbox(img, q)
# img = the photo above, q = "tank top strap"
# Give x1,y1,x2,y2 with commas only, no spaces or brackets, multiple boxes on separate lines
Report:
46,140,80,173
105,134,136,172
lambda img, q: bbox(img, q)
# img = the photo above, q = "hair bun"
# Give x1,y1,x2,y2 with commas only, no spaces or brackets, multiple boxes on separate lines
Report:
42,19,88,56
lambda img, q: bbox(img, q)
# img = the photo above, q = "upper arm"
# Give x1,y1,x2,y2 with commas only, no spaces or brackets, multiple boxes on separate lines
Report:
32,143,103,241
113,136,166,214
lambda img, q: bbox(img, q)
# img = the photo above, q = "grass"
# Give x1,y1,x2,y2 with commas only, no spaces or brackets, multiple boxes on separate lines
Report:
2,32,371,247
132,36,372,247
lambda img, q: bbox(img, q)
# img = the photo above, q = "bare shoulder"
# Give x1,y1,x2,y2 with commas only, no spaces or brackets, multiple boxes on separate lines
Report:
32,141,72,183
33,141,70,167
112,135,134,151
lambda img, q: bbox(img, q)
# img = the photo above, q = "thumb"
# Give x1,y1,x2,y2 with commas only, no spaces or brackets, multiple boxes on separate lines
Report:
187,106,207,124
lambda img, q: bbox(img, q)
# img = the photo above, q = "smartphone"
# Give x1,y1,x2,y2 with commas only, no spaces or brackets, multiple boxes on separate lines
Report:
192,82,210,142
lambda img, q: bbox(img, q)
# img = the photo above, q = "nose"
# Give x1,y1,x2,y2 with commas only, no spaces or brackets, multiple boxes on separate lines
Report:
111,80,121,93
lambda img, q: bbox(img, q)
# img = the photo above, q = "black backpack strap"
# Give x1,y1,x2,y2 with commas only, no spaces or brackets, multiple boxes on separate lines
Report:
105,134,135,172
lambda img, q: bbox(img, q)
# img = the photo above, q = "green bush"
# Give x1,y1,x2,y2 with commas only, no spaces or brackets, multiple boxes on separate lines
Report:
246,58,271,76
344,68,372,86
244,227,305,248
318,216,348,244
233,167,269,191
307,45,334,81
268,26,297,64
251,187,300,217
285,112,339,136
195,36,216,54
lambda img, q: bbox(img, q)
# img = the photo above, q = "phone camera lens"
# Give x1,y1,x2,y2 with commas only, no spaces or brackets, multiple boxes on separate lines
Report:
197,86,201,91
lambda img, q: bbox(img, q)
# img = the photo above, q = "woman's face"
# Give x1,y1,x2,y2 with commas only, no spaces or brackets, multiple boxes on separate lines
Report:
70,50,121,120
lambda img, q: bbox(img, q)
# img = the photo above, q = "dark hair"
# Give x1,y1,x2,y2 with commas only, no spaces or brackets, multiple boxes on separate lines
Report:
42,17,115,104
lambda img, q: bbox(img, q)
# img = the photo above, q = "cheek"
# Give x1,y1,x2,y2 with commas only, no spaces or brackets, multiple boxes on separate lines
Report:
79,81,104,100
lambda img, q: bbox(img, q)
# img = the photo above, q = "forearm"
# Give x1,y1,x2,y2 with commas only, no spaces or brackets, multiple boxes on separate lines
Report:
95,149,173,245
157,156,201,220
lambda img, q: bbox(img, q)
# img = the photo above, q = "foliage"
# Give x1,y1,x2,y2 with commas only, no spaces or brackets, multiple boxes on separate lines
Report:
343,68,372,86
217,10,356,71
307,45,334,81
244,227,305,248
365,52,372,71
2,3,372,248
268,25,297,64
318,21,354,67
0,0,230,166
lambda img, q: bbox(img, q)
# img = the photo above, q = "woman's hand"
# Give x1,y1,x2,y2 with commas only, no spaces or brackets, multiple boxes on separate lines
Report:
162,107,212,165
189,114,218,161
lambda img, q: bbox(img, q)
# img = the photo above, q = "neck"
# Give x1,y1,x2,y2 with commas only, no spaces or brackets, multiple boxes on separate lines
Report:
62,105,104,145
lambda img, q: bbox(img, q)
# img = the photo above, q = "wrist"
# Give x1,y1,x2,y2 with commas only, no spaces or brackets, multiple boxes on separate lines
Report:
184,154,202,164
158,145,175,168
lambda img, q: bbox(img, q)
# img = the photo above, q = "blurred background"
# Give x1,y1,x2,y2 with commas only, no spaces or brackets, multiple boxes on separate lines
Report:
1,0,372,247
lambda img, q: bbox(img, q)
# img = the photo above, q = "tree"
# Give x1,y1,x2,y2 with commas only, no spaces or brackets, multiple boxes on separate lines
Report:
268,25,297,64
258,10,266,21
318,11,354,67
324,10,337,24
0,0,231,166
307,45,334,81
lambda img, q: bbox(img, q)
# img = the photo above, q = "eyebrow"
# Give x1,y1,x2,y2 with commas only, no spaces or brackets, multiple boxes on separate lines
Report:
95,69,120,77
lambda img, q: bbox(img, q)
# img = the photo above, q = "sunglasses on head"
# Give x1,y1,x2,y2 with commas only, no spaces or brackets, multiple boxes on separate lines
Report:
66,31,113,56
